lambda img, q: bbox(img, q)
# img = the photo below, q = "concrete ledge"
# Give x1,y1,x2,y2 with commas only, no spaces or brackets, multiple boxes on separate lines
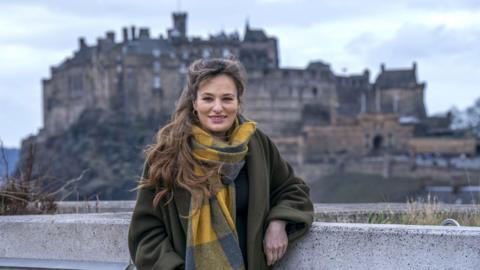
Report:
0,258,129,270
55,201,135,214
1,213,480,269
0,213,131,263
278,222,480,270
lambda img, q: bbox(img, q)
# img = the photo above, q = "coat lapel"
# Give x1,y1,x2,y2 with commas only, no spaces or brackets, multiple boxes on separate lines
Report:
246,133,269,266
173,184,191,234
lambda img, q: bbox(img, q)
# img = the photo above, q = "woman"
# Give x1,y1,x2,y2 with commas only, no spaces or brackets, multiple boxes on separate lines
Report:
128,58,313,270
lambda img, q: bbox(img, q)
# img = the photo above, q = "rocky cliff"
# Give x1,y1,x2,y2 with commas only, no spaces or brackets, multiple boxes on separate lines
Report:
17,109,167,200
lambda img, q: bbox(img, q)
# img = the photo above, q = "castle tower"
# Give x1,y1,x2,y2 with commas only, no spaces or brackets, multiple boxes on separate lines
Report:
171,12,187,38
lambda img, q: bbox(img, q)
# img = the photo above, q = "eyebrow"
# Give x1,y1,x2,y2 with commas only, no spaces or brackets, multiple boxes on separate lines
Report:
199,92,236,97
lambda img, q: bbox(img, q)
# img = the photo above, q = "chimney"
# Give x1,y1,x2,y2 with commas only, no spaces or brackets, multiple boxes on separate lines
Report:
363,68,370,80
380,63,385,72
78,37,86,50
106,31,115,43
122,27,129,42
139,28,150,39
412,61,417,72
130,26,136,40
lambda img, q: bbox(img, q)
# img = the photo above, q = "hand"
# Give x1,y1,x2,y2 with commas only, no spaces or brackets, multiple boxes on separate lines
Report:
263,220,288,266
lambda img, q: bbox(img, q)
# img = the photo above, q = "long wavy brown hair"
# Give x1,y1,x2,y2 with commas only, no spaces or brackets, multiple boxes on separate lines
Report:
139,58,247,210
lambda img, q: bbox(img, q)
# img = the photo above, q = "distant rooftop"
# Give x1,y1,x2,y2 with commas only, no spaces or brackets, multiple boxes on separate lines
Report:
375,62,419,89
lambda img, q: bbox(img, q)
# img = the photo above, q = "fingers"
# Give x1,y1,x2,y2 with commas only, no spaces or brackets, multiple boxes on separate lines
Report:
264,241,288,266
264,241,272,265
278,242,288,260
264,220,289,266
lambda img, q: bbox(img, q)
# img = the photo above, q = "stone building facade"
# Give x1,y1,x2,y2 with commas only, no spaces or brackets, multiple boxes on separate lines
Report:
40,12,439,163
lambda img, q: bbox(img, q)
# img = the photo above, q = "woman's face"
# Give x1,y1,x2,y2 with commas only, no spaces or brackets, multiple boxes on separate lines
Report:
193,74,239,137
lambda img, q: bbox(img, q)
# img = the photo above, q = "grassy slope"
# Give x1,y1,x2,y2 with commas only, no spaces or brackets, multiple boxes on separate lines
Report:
309,172,428,203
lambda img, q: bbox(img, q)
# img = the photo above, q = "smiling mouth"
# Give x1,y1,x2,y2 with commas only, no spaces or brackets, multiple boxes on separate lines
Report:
209,115,227,123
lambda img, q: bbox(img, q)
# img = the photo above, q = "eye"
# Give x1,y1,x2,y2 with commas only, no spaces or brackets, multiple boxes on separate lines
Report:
223,97,234,102
202,96,213,102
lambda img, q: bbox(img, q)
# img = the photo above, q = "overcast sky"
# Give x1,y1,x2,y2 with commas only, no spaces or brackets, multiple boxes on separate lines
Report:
1,0,480,148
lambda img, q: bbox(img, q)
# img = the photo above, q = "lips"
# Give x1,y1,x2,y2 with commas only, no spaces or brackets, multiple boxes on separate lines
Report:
209,115,227,124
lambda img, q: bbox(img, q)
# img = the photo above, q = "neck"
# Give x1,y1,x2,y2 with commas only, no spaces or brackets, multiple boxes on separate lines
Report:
212,132,228,142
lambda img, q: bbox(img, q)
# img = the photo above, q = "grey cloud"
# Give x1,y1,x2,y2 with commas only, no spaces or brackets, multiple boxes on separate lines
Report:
407,0,480,11
5,0,480,32
1,0,409,31
348,24,480,66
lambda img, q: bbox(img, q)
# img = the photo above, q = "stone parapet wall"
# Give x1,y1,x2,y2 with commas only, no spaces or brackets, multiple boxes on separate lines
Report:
0,213,131,264
409,137,477,155
1,213,479,269
277,222,480,270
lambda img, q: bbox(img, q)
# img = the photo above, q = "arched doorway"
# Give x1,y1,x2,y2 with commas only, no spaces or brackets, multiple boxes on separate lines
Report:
372,135,383,153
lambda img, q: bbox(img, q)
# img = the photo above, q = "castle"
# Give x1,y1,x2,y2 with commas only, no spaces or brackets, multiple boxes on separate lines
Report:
39,12,474,167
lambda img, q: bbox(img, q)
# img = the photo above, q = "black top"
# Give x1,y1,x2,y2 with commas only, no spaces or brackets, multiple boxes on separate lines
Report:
234,164,249,265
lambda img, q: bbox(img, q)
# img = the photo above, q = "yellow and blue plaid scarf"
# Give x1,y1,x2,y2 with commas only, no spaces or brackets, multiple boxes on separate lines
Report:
185,116,256,270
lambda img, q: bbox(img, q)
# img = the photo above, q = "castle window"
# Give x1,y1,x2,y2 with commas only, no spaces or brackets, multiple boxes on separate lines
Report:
152,48,161,57
202,48,210,58
153,76,161,89
153,61,161,72
312,87,318,97
222,48,230,57
179,63,187,74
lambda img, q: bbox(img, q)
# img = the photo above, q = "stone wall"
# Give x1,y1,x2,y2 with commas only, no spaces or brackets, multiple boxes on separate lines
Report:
409,137,477,155
1,211,479,270
302,113,414,161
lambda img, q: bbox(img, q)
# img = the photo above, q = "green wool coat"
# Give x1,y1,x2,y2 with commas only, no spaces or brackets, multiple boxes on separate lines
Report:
128,130,314,270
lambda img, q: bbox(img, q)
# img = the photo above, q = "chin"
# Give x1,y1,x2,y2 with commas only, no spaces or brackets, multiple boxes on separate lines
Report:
207,123,234,135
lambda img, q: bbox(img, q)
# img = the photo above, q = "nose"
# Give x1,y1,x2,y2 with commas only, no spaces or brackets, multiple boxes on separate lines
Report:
212,99,223,113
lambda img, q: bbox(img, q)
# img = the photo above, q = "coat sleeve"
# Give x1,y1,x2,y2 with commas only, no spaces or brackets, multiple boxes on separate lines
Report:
262,133,314,243
128,165,184,270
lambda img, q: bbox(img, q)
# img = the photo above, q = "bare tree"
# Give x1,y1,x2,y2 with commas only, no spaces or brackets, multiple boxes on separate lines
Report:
0,140,87,215
0,139,9,180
